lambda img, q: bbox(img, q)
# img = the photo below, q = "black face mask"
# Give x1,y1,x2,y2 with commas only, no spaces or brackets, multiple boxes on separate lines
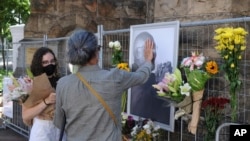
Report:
43,64,56,76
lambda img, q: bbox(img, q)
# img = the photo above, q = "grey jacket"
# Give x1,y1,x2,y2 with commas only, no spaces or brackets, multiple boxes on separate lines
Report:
53,62,152,141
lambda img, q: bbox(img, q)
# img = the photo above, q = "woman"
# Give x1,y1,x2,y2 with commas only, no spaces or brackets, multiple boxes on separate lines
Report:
54,29,154,141
22,47,65,141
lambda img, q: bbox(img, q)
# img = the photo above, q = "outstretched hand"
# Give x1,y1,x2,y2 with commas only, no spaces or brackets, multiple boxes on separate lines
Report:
144,38,154,63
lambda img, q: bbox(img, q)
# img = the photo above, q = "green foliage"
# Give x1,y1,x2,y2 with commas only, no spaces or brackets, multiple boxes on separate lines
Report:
0,0,30,69
0,0,30,41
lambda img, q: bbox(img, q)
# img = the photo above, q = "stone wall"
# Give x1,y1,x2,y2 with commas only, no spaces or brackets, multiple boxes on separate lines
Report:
24,0,154,38
154,0,250,22
24,0,250,38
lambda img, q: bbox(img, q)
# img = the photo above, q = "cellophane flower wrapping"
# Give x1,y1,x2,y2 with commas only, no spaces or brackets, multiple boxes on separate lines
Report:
6,75,32,103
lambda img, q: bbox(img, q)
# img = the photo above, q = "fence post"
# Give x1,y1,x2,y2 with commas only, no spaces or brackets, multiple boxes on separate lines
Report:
215,122,240,141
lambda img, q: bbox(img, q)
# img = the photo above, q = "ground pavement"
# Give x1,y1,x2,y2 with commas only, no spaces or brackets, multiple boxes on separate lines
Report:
0,127,28,141
0,94,28,141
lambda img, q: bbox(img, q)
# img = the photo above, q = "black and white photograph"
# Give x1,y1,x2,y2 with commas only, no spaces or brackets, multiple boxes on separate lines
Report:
128,21,180,131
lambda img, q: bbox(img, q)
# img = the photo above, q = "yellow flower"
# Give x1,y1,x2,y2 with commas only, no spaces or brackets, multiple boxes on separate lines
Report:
136,130,152,141
234,35,241,44
224,55,228,59
214,27,247,121
206,61,219,75
215,28,224,34
233,27,248,35
117,63,130,71
240,46,246,51
238,55,242,60
215,46,222,51
228,45,234,50
230,63,235,68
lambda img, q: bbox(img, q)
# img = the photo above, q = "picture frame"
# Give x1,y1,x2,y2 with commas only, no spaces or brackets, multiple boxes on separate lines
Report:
127,21,180,132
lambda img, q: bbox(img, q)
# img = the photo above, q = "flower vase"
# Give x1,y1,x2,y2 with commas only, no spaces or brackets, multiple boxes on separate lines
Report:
188,89,204,135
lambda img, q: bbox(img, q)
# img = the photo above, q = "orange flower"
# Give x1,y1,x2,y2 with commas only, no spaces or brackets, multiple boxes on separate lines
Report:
205,61,219,75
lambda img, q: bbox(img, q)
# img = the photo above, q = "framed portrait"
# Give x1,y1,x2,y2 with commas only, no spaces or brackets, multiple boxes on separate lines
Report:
127,21,180,132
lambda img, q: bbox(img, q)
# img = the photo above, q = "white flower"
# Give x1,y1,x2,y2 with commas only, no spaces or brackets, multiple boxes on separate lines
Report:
114,41,121,50
10,87,27,100
121,112,128,125
7,76,32,102
108,41,114,48
121,112,128,120
131,125,139,136
180,83,191,96
145,128,151,134
109,41,121,50
143,124,150,130
152,133,159,137
154,125,160,131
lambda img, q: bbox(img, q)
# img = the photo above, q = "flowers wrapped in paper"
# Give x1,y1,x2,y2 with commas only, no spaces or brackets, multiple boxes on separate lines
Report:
152,68,192,119
181,52,219,134
23,73,55,121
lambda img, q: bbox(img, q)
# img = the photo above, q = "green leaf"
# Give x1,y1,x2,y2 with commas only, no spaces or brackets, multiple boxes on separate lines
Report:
26,68,34,79
168,86,176,93
174,68,182,83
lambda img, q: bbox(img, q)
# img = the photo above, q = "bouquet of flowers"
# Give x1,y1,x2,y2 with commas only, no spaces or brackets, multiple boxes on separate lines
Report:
6,75,32,103
201,97,230,141
152,68,191,103
181,51,219,134
121,112,136,139
130,119,161,141
117,63,130,112
109,40,122,66
214,27,248,121
109,41,130,113
152,68,192,120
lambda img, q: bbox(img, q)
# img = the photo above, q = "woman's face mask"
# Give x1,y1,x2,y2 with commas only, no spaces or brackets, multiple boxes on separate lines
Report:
43,64,56,76
42,52,57,76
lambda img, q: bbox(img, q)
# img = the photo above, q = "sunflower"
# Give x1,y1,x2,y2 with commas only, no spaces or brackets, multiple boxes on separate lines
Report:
205,61,219,75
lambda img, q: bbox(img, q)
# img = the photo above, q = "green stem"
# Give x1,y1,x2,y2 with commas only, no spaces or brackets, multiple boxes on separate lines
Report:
230,89,237,122
121,92,127,112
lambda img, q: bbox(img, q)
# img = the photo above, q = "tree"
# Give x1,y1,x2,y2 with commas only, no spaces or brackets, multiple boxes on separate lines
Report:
0,0,30,70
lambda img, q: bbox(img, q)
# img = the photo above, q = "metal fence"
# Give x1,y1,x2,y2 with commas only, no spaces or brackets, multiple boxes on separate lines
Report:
2,17,250,140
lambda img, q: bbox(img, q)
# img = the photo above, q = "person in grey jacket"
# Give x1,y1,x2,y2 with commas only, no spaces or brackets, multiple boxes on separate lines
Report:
53,29,154,141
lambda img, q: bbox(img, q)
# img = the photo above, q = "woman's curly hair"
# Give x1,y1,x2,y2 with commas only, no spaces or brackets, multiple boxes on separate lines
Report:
30,47,59,77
